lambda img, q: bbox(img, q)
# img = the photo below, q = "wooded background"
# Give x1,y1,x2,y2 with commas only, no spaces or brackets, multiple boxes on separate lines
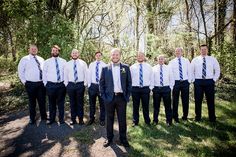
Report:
0,0,235,79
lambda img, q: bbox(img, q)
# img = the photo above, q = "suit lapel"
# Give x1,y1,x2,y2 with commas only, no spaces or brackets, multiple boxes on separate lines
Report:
120,63,123,86
108,63,114,86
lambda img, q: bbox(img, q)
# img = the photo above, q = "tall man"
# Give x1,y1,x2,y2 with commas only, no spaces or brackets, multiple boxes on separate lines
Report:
18,44,47,124
43,45,67,125
130,52,152,126
100,48,132,147
191,44,220,122
64,49,88,125
169,48,191,123
87,51,106,126
151,55,174,126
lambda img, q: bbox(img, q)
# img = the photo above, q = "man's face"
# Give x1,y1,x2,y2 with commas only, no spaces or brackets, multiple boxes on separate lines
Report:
51,47,59,57
137,53,145,63
111,50,121,63
71,51,79,60
200,46,208,56
158,56,165,65
95,53,102,61
29,46,38,55
175,48,182,58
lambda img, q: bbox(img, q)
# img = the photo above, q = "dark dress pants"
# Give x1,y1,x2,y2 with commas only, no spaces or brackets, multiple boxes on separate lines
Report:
88,83,105,121
132,86,151,125
153,86,172,123
46,82,66,123
105,94,127,142
194,79,216,122
25,81,47,121
67,82,85,121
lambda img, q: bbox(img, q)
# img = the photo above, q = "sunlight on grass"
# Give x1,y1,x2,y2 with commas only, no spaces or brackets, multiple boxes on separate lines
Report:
127,100,236,157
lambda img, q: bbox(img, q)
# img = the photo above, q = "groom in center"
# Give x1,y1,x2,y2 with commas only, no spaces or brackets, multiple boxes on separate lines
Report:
100,48,132,147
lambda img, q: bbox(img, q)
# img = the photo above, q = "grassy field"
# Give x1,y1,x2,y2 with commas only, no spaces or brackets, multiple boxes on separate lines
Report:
125,99,236,157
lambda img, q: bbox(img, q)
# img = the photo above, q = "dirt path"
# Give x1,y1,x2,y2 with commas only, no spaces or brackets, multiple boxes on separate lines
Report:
0,111,130,157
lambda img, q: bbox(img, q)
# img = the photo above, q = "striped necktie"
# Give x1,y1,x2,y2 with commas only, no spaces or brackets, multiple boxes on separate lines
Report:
178,57,183,80
95,61,100,83
33,56,42,80
160,65,164,86
202,57,206,79
74,60,78,82
55,58,61,82
139,63,143,87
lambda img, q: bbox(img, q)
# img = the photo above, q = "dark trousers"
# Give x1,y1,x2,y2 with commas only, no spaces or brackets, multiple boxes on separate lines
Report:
88,83,105,121
194,79,216,121
25,81,47,121
131,86,151,124
67,82,85,121
46,82,66,123
105,94,127,142
153,86,172,123
172,80,190,120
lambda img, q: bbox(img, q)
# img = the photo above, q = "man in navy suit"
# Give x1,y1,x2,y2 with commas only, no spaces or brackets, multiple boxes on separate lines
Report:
100,48,132,148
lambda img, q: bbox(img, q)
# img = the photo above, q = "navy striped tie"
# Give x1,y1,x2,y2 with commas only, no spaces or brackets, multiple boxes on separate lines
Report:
178,57,183,80
160,65,164,86
95,61,100,83
33,56,42,80
139,63,143,87
55,58,61,82
74,60,78,82
202,57,206,79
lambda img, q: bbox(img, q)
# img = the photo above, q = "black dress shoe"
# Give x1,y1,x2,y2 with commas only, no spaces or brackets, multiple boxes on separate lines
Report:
103,140,112,147
79,120,85,125
99,121,105,126
47,121,55,125
120,140,130,147
174,119,180,123
70,121,77,125
59,121,65,124
167,122,172,126
152,121,158,126
29,120,35,125
195,118,201,122
87,119,95,125
41,117,49,121
182,117,188,121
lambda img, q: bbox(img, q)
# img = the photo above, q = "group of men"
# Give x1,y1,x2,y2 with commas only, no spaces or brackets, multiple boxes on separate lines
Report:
18,44,220,148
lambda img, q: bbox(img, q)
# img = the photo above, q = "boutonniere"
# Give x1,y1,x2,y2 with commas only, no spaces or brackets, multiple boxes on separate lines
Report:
121,67,126,74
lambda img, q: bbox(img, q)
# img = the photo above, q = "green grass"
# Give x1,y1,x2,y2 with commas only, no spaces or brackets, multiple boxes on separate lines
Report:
126,99,236,157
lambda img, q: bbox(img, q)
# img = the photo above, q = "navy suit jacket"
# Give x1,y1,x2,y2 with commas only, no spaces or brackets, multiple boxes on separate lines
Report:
99,63,132,104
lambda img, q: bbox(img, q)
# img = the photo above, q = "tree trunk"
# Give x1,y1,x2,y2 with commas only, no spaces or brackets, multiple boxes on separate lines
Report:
217,0,227,49
199,0,208,45
135,0,140,51
233,0,236,47
214,0,218,46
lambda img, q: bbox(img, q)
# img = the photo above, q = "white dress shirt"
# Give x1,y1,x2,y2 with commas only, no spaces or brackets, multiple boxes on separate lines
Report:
43,57,67,85
130,62,152,87
112,63,123,93
87,60,107,87
169,57,192,83
18,54,44,84
151,64,175,89
64,59,88,86
191,55,220,82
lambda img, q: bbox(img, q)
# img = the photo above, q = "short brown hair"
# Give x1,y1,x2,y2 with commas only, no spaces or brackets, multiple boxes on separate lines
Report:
200,44,208,48
53,45,61,51
95,51,102,56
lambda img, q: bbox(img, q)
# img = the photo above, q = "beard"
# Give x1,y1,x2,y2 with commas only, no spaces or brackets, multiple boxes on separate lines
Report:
72,56,79,60
52,53,59,57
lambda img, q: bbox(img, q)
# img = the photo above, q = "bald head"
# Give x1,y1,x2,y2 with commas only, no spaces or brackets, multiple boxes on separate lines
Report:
137,52,145,63
175,47,183,58
71,49,80,60
157,54,165,65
